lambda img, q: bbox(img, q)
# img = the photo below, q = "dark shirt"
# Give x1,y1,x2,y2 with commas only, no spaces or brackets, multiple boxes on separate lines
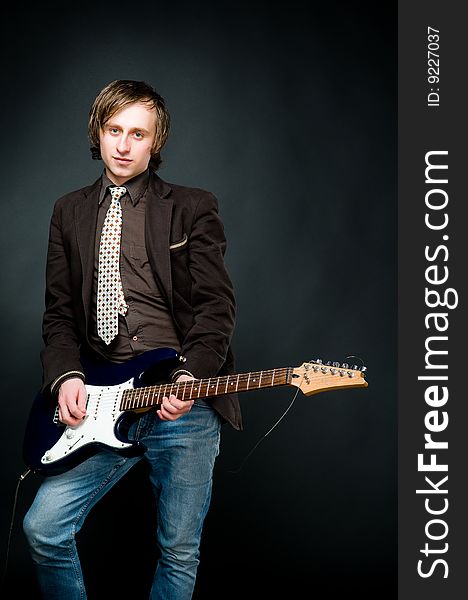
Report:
87,170,181,362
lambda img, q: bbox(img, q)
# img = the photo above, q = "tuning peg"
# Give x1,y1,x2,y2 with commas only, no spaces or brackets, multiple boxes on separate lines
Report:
326,360,331,366
341,362,349,369
353,365,358,370
316,359,323,364
333,361,340,367
361,366,367,372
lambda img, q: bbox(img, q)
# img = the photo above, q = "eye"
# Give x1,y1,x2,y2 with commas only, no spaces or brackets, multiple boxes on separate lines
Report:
133,131,143,139
108,127,120,135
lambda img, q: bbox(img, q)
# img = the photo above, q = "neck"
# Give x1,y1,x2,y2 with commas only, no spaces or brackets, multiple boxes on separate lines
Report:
120,367,293,411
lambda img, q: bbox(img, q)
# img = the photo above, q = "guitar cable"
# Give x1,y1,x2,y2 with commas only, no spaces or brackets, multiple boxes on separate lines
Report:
2,468,31,591
228,384,301,474
2,357,365,583
227,354,366,474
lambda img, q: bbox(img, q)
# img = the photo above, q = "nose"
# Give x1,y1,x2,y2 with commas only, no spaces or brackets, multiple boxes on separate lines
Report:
116,133,130,154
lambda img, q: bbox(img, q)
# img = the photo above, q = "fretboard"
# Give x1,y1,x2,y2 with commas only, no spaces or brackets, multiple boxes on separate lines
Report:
120,367,292,411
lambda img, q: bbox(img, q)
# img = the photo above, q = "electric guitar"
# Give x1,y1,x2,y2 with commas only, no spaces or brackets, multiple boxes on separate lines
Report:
23,347,368,476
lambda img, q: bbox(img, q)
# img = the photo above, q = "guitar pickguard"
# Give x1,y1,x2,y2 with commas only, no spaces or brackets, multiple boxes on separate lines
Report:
41,379,135,466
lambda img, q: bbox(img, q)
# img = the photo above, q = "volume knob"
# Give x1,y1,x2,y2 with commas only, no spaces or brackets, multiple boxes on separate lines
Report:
42,451,54,463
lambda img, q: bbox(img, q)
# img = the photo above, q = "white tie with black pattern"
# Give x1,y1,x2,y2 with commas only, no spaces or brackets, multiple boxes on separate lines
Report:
96,186,129,345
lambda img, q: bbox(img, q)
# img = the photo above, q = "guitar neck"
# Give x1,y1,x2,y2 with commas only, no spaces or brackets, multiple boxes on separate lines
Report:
120,367,293,411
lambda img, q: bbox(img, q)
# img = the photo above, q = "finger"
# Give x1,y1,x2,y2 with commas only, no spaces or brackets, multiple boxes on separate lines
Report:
158,403,177,421
58,402,80,426
59,391,86,421
161,397,180,415
77,385,87,414
158,398,193,420
167,395,193,411
67,399,86,420
156,409,168,421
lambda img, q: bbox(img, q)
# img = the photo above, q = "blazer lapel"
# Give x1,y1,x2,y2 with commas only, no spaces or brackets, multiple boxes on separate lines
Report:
145,174,173,308
75,178,101,321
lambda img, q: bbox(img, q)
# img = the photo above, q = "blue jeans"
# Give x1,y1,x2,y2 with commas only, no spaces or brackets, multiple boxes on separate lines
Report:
23,400,221,600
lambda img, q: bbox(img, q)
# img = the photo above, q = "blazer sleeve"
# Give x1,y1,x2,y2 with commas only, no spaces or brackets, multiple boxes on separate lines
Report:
174,192,236,380
40,199,84,394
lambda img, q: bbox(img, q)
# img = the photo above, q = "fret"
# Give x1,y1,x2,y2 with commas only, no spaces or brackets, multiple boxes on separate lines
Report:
177,382,184,401
120,367,293,412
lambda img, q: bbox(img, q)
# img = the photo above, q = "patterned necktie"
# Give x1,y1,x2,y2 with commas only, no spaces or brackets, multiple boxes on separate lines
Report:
96,186,129,345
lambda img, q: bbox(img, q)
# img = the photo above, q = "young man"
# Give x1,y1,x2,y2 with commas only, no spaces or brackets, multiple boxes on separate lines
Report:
23,79,241,599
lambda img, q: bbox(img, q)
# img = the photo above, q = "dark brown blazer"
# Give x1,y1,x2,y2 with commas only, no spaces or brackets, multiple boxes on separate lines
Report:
40,171,242,430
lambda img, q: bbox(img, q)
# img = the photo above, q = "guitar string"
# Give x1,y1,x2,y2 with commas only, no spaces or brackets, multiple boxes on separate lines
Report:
80,368,292,409
74,363,357,413
65,370,302,476
83,361,357,409
13,359,362,585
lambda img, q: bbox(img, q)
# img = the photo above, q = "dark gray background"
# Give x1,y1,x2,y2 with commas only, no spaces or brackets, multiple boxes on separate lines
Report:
1,2,396,598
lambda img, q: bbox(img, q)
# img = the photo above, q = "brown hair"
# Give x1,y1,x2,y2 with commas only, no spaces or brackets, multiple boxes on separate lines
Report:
88,80,170,170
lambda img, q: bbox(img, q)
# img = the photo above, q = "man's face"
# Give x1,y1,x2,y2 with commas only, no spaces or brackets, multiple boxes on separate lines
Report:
99,102,156,185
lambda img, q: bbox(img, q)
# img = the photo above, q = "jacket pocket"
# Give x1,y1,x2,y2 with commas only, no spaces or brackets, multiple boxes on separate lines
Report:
169,233,188,251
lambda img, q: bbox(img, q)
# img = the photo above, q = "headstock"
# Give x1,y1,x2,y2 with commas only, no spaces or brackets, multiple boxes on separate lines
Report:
290,359,368,396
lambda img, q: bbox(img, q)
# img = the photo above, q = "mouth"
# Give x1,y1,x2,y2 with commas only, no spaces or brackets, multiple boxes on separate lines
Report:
113,157,132,164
